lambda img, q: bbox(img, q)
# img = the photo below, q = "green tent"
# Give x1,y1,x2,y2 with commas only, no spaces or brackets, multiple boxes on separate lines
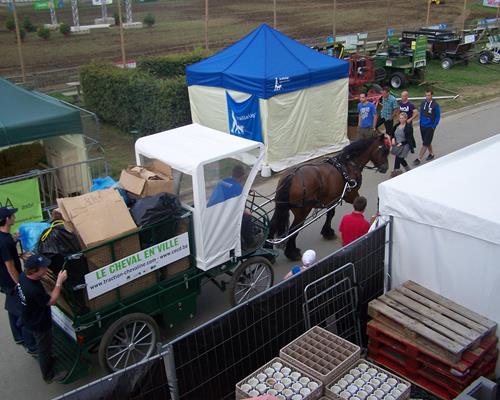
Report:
0,77,83,147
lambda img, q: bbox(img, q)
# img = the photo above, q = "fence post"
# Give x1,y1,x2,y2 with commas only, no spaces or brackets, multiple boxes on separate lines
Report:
387,217,394,291
204,0,209,50
161,343,180,400
426,0,431,26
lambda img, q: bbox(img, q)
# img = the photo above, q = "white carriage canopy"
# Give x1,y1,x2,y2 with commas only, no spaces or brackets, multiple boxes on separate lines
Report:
186,24,350,172
135,124,264,271
378,134,500,371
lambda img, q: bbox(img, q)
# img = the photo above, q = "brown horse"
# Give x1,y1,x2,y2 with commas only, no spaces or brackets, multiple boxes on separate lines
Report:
268,134,389,260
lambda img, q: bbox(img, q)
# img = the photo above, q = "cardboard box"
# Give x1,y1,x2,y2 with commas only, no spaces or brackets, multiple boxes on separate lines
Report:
57,189,137,249
119,161,173,198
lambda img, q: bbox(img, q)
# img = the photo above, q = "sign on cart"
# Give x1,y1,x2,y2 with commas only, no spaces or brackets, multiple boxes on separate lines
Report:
85,233,190,300
51,306,76,341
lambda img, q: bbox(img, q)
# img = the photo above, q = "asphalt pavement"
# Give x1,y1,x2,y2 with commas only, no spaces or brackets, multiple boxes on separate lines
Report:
1,99,499,400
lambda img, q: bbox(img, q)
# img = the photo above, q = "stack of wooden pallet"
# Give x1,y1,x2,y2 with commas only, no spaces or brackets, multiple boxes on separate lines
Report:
367,281,498,400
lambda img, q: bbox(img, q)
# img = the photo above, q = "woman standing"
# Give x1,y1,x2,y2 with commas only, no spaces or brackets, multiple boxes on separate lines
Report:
390,112,416,177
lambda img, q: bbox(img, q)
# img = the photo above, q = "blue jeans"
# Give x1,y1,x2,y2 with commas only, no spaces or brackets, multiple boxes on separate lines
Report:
8,312,37,351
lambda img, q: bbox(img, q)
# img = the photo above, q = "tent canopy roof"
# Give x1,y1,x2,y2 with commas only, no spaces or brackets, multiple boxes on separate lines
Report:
186,24,349,99
0,78,83,147
378,134,500,245
135,123,264,175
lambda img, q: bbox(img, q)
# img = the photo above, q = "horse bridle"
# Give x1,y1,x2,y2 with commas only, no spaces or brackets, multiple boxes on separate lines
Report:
364,144,390,172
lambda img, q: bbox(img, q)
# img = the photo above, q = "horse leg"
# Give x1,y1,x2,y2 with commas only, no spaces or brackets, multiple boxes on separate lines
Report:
320,208,337,240
284,208,310,261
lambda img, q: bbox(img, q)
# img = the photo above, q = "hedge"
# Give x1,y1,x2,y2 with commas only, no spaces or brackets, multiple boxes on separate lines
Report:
80,63,191,135
137,48,208,79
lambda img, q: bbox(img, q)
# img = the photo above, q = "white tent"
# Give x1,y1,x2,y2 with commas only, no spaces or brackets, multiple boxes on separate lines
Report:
186,24,350,172
135,124,264,271
378,134,500,370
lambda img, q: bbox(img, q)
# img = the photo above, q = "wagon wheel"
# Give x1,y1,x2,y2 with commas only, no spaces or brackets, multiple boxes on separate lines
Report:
98,313,160,373
479,51,491,65
229,257,274,306
389,72,406,89
441,57,453,70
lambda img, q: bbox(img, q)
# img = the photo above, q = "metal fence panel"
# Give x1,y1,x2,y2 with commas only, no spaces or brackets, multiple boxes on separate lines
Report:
53,223,388,400
170,223,388,400
53,356,170,400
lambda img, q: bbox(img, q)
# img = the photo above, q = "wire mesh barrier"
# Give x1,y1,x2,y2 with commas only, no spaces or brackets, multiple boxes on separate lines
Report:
0,154,108,218
53,355,171,400
302,263,362,346
168,223,388,400
53,222,389,400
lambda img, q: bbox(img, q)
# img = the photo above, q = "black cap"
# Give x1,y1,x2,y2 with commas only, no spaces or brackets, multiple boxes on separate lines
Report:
25,254,51,270
0,207,18,220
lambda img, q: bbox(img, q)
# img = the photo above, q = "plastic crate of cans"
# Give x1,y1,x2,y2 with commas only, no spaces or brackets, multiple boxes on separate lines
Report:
236,357,323,400
324,359,411,400
280,326,361,385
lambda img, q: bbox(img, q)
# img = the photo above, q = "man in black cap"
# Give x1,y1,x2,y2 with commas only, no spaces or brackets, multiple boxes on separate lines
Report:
17,254,67,383
0,206,37,352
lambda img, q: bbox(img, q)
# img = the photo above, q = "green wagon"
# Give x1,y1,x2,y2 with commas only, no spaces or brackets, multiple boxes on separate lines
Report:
51,124,277,381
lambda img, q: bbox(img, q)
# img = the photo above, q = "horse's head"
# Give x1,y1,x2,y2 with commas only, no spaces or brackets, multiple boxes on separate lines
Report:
368,134,390,173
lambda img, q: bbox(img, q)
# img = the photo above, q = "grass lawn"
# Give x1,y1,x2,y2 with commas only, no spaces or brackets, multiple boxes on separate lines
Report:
390,59,500,112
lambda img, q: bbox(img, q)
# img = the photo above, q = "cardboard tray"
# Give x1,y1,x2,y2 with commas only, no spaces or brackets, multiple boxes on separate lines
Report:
324,359,411,400
236,357,323,400
280,326,361,386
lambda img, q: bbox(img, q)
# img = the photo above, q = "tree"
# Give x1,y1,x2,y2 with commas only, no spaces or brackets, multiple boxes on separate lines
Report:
22,16,37,33
143,13,155,28
37,26,51,40
16,28,26,42
59,23,71,36
5,16,15,32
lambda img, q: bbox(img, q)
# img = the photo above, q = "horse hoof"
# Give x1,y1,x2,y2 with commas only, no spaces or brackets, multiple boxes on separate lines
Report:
285,248,302,261
321,228,337,240
322,232,337,240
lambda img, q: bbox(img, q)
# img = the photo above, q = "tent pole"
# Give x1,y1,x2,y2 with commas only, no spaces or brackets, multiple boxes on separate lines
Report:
426,0,431,26
116,0,126,66
11,0,25,83
462,0,468,32
273,0,276,29
205,0,209,50
332,0,337,39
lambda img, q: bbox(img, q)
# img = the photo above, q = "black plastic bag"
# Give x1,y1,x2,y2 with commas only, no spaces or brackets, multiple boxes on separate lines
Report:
130,192,182,227
37,223,83,276
37,224,81,256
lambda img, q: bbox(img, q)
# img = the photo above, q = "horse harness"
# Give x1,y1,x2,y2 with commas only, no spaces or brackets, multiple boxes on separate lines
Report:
325,156,361,192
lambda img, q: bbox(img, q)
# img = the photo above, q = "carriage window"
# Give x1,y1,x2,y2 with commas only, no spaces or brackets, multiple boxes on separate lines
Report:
204,156,252,208
137,155,194,207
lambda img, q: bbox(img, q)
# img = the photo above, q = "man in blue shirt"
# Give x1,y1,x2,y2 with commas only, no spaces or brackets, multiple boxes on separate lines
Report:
414,90,441,165
357,93,378,140
207,164,245,207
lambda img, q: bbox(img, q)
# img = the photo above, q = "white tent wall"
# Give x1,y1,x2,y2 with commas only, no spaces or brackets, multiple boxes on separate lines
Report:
188,78,349,171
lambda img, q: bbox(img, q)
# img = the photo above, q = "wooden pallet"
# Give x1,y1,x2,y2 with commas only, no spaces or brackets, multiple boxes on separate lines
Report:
368,281,497,363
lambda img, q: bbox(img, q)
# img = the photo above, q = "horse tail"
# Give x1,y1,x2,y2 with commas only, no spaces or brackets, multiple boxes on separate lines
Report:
270,173,294,238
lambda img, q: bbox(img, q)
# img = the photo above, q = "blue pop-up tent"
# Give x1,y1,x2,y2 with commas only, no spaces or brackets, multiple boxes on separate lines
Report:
186,24,350,171
187,24,348,99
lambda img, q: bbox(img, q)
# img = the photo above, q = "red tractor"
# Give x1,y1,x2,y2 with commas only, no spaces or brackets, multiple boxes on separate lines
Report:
348,54,384,104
